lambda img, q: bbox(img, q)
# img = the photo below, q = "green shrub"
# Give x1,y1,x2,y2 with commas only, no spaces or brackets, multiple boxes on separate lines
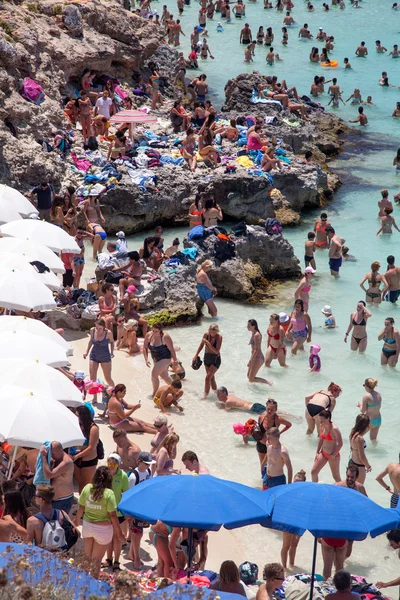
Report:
26,3,38,13
0,19,13,37
53,4,63,15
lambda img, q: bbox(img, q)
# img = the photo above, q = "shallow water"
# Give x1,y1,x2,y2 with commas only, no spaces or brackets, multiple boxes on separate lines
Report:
81,0,400,582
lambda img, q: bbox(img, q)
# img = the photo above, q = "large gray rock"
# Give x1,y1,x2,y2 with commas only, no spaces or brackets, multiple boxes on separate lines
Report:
63,5,83,37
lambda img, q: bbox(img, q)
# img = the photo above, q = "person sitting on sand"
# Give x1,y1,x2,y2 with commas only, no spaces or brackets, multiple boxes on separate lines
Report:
154,381,184,413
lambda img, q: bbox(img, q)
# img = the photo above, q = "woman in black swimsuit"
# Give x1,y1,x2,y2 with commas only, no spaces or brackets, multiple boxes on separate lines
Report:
349,414,371,484
305,383,342,435
344,301,371,353
193,323,222,400
255,398,292,467
143,323,177,396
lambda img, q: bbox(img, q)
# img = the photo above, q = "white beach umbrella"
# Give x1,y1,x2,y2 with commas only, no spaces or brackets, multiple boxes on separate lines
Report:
0,203,23,225
0,385,84,448
0,269,56,311
0,330,68,367
0,316,73,356
0,237,65,273
0,184,38,217
0,360,84,408
0,253,60,290
0,220,80,253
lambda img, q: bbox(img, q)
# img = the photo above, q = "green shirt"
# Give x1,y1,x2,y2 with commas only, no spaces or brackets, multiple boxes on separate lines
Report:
78,484,117,523
112,469,129,517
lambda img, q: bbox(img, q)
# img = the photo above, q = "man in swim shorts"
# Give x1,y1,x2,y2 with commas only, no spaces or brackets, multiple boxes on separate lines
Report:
261,427,292,490
216,387,272,413
298,23,312,39
240,23,252,43
384,255,400,303
376,460,400,508
326,226,343,277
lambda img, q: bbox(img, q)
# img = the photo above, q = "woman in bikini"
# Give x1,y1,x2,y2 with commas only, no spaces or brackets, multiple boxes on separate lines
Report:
255,398,292,467
287,299,312,355
359,262,387,305
140,236,163,271
182,127,197,172
295,267,315,312
78,90,93,143
198,128,219,168
50,196,66,229
349,414,371,484
313,212,331,247
189,197,203,229
87,222,107,260
196,260,217,317
193,323,223,399
358,378,382,441
107,130,130,162
344,300,371,352
150,69,162,110
202,197,223,227
377,189,393,217
123,286,148,337
378,316,400,366
107,383,157,434
265,313,288,367
311,409,342,482
305,382,342,434
83,319,115,403
97,283,117,332
247,319,272,384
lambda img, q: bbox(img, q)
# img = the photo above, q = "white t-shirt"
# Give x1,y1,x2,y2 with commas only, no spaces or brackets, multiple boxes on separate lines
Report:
128,467,151,488
95,97,113,118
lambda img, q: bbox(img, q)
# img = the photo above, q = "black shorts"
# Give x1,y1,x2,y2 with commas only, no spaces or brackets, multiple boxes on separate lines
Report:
75,457,98,469
304,255,313,264
256,441,267,454
204,354,221,369
63,269,74,287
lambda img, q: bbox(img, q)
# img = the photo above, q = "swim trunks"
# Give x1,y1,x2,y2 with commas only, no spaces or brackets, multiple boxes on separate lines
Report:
391,493,399,508
251,403,266,415
242,39,251,44
262,468,286,490
322,537,347,549
329,257,342,273
385,289,400,303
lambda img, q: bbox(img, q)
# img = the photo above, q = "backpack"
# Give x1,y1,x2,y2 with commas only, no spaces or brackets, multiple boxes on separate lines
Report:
232,222,247,237
130,467,151,486
20,77,45,105
265,217,282,235
214,238,235,263
188,225,205,241
239,561,259,585
35,510,66,550
97,438,105,460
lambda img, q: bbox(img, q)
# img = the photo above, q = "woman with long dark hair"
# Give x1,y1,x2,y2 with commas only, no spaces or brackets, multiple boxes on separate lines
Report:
349,414,372,483
193,323,223,399
74,466,124,577
3,491,28,542
247,319,271,384
360,261,387,305
72,405,100,493
344,300,371,352
140,236,162,271
108,383,157,434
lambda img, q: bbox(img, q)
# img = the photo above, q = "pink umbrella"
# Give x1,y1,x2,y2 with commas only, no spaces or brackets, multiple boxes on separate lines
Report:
109,110,158,124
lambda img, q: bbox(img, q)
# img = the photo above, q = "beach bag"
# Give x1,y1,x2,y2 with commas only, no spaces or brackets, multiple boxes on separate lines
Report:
62,518,79,550
265,217,282,235
250,422,263,441
214,239,235,263
191,356,203,370
20,78,45,105
35,510,66,550
232,222,247,236
239,561,258,585
188,225,204,241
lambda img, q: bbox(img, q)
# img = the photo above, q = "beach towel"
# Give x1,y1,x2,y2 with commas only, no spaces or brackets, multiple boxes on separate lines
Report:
236,156,254,168
71,152,91,172
160,155,184,166
20,78,45,105
250,90,282,106
282,118,300,127
181,247,198,259
33,441,52,486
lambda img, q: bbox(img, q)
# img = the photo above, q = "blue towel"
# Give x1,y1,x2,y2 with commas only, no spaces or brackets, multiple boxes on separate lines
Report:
33,441,52,486
181,247,198,259
160,155,184,166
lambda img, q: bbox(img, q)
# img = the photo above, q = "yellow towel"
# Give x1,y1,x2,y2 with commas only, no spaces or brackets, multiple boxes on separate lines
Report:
236,156,255,168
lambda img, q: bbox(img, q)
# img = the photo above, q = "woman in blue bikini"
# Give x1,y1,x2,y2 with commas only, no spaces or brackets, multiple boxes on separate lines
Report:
196,260,217,317
378,317,400,366
358,378,382,441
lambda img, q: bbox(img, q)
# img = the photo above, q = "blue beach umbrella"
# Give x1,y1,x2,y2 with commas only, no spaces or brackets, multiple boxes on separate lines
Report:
148,583,245,599
262,483,400,600
118,474,268,577
0,542,110,598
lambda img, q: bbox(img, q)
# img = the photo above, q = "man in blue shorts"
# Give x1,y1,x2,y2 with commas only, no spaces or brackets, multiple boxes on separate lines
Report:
326,226,343,277
384,255,400,303
262,427,292,490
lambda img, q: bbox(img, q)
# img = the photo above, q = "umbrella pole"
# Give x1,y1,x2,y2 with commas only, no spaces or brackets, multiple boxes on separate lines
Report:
309,536,318,600
7,445,18,479
186,528,194,583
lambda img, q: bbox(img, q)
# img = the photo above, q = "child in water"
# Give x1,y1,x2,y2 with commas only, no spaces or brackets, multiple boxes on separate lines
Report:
309,344,321,372
321,305,336,328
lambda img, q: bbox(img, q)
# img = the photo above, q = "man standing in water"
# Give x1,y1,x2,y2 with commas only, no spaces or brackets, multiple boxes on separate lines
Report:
349,106,368,126
376,460,400,507
326,226,343,277
384,255,400,303
299,23,313,39
240,23,252,43
355,41,368,56
261,427,292,489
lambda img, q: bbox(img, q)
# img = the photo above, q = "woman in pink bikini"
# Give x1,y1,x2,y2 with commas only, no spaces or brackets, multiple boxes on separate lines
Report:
311,409,342,482
265,313,288,367
295,266,315,311
107,384,157,434
287,299,312,355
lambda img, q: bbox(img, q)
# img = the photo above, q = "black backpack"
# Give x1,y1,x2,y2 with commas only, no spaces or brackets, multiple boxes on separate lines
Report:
239,561,259,585
214,239,235,263
232,222,247,237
